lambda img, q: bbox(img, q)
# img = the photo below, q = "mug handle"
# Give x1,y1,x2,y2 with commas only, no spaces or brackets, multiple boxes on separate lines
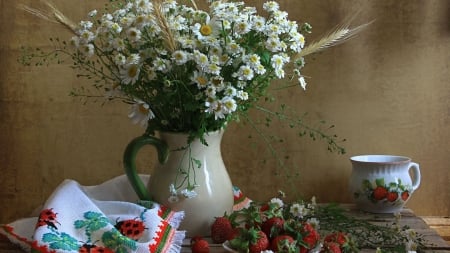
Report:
409,162,421,191
123,134,169,201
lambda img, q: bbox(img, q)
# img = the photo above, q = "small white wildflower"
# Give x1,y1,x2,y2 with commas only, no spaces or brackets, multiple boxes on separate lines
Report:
224,86,237,97
126,27,142,42
234,21,251,35
298,76,307,90
111,22,123,34
169,184,177,195
290,203,307,218
80,44,95,57
70,36,80,48
307,218,320,230
79,21,93,30
79,30,95,43
114,53,126,66
192,71,209,89
127,54,141,64
236,90,248,101
234,65,254,81
270,198,284,208
221,96,237,114
88,9,97,17
263,1,279,12
172,50,189,65
181,188,198,199
120,64,140,84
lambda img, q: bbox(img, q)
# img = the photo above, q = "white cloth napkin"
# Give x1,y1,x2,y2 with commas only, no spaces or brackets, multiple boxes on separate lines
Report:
0,175,186,253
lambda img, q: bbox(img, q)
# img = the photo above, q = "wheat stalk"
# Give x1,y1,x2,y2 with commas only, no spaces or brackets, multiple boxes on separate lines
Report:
152,0,178,53
18,0,77,35
296,20,373,59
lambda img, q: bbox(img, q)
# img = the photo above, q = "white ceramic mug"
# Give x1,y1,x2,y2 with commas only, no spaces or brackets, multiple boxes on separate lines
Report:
349,155,421,213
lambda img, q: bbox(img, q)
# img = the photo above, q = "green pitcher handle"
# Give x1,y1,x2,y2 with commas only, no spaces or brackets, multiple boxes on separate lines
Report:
123,134,169,201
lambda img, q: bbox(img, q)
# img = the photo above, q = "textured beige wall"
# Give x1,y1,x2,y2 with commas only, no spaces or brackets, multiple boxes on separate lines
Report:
1,0,449,224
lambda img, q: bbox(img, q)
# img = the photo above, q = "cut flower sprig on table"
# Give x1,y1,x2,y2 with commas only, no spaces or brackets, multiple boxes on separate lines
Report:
20,0,368,197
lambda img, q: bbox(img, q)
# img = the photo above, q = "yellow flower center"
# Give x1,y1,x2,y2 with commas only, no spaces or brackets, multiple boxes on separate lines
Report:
128,65,138,78
196,76,208,87
200,24,212,36
138,104,148,114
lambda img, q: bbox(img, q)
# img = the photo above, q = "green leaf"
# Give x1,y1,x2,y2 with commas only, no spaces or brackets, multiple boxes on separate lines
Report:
375,178,385,187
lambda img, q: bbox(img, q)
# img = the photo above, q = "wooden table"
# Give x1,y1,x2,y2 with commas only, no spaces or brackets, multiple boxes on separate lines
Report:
1,206,449,252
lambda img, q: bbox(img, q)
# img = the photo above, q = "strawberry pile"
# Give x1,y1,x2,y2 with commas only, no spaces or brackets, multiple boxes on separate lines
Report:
209,194,357,253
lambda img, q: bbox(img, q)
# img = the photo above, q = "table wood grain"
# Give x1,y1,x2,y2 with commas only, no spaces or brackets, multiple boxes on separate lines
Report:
1,205,449,252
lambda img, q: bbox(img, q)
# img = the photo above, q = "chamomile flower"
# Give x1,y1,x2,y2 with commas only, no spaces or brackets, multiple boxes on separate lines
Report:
221,96,237,113
236,90,249,101
128,100,154,127
120,64,140,84
114,53,126,65
192,71,209,89
172,50,189,65
263,1,280,12
80,44,95,57
234,65,254,81
126,27,142,42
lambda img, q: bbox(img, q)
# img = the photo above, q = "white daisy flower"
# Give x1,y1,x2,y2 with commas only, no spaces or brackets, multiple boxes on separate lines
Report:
207,63,221,75
234,65,254,81
205,86,216,98
79,30,95,43
193,51,209,69
128,100,155,127
263,1,279,12
221,96,237,113
172,50,189,65
192,71,209,89
127,54,141,64
111,22,123,34
114,53,126,66
236,90,249,101
224,86,237,97
252,16,266,32
126,27,142,42
120,64,140,84
234,21,251,35
113,37,126,51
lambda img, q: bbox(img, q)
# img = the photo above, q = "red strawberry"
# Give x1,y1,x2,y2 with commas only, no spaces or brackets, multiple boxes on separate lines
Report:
386,192,398,202
270,234,295,252
262,217,285,239
324,232,347,246
372,186,388,200
322,242,342,253
249,230,269,253
211,217,233,243
227,227,241,241
401,191,410,201
191,236,209,253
